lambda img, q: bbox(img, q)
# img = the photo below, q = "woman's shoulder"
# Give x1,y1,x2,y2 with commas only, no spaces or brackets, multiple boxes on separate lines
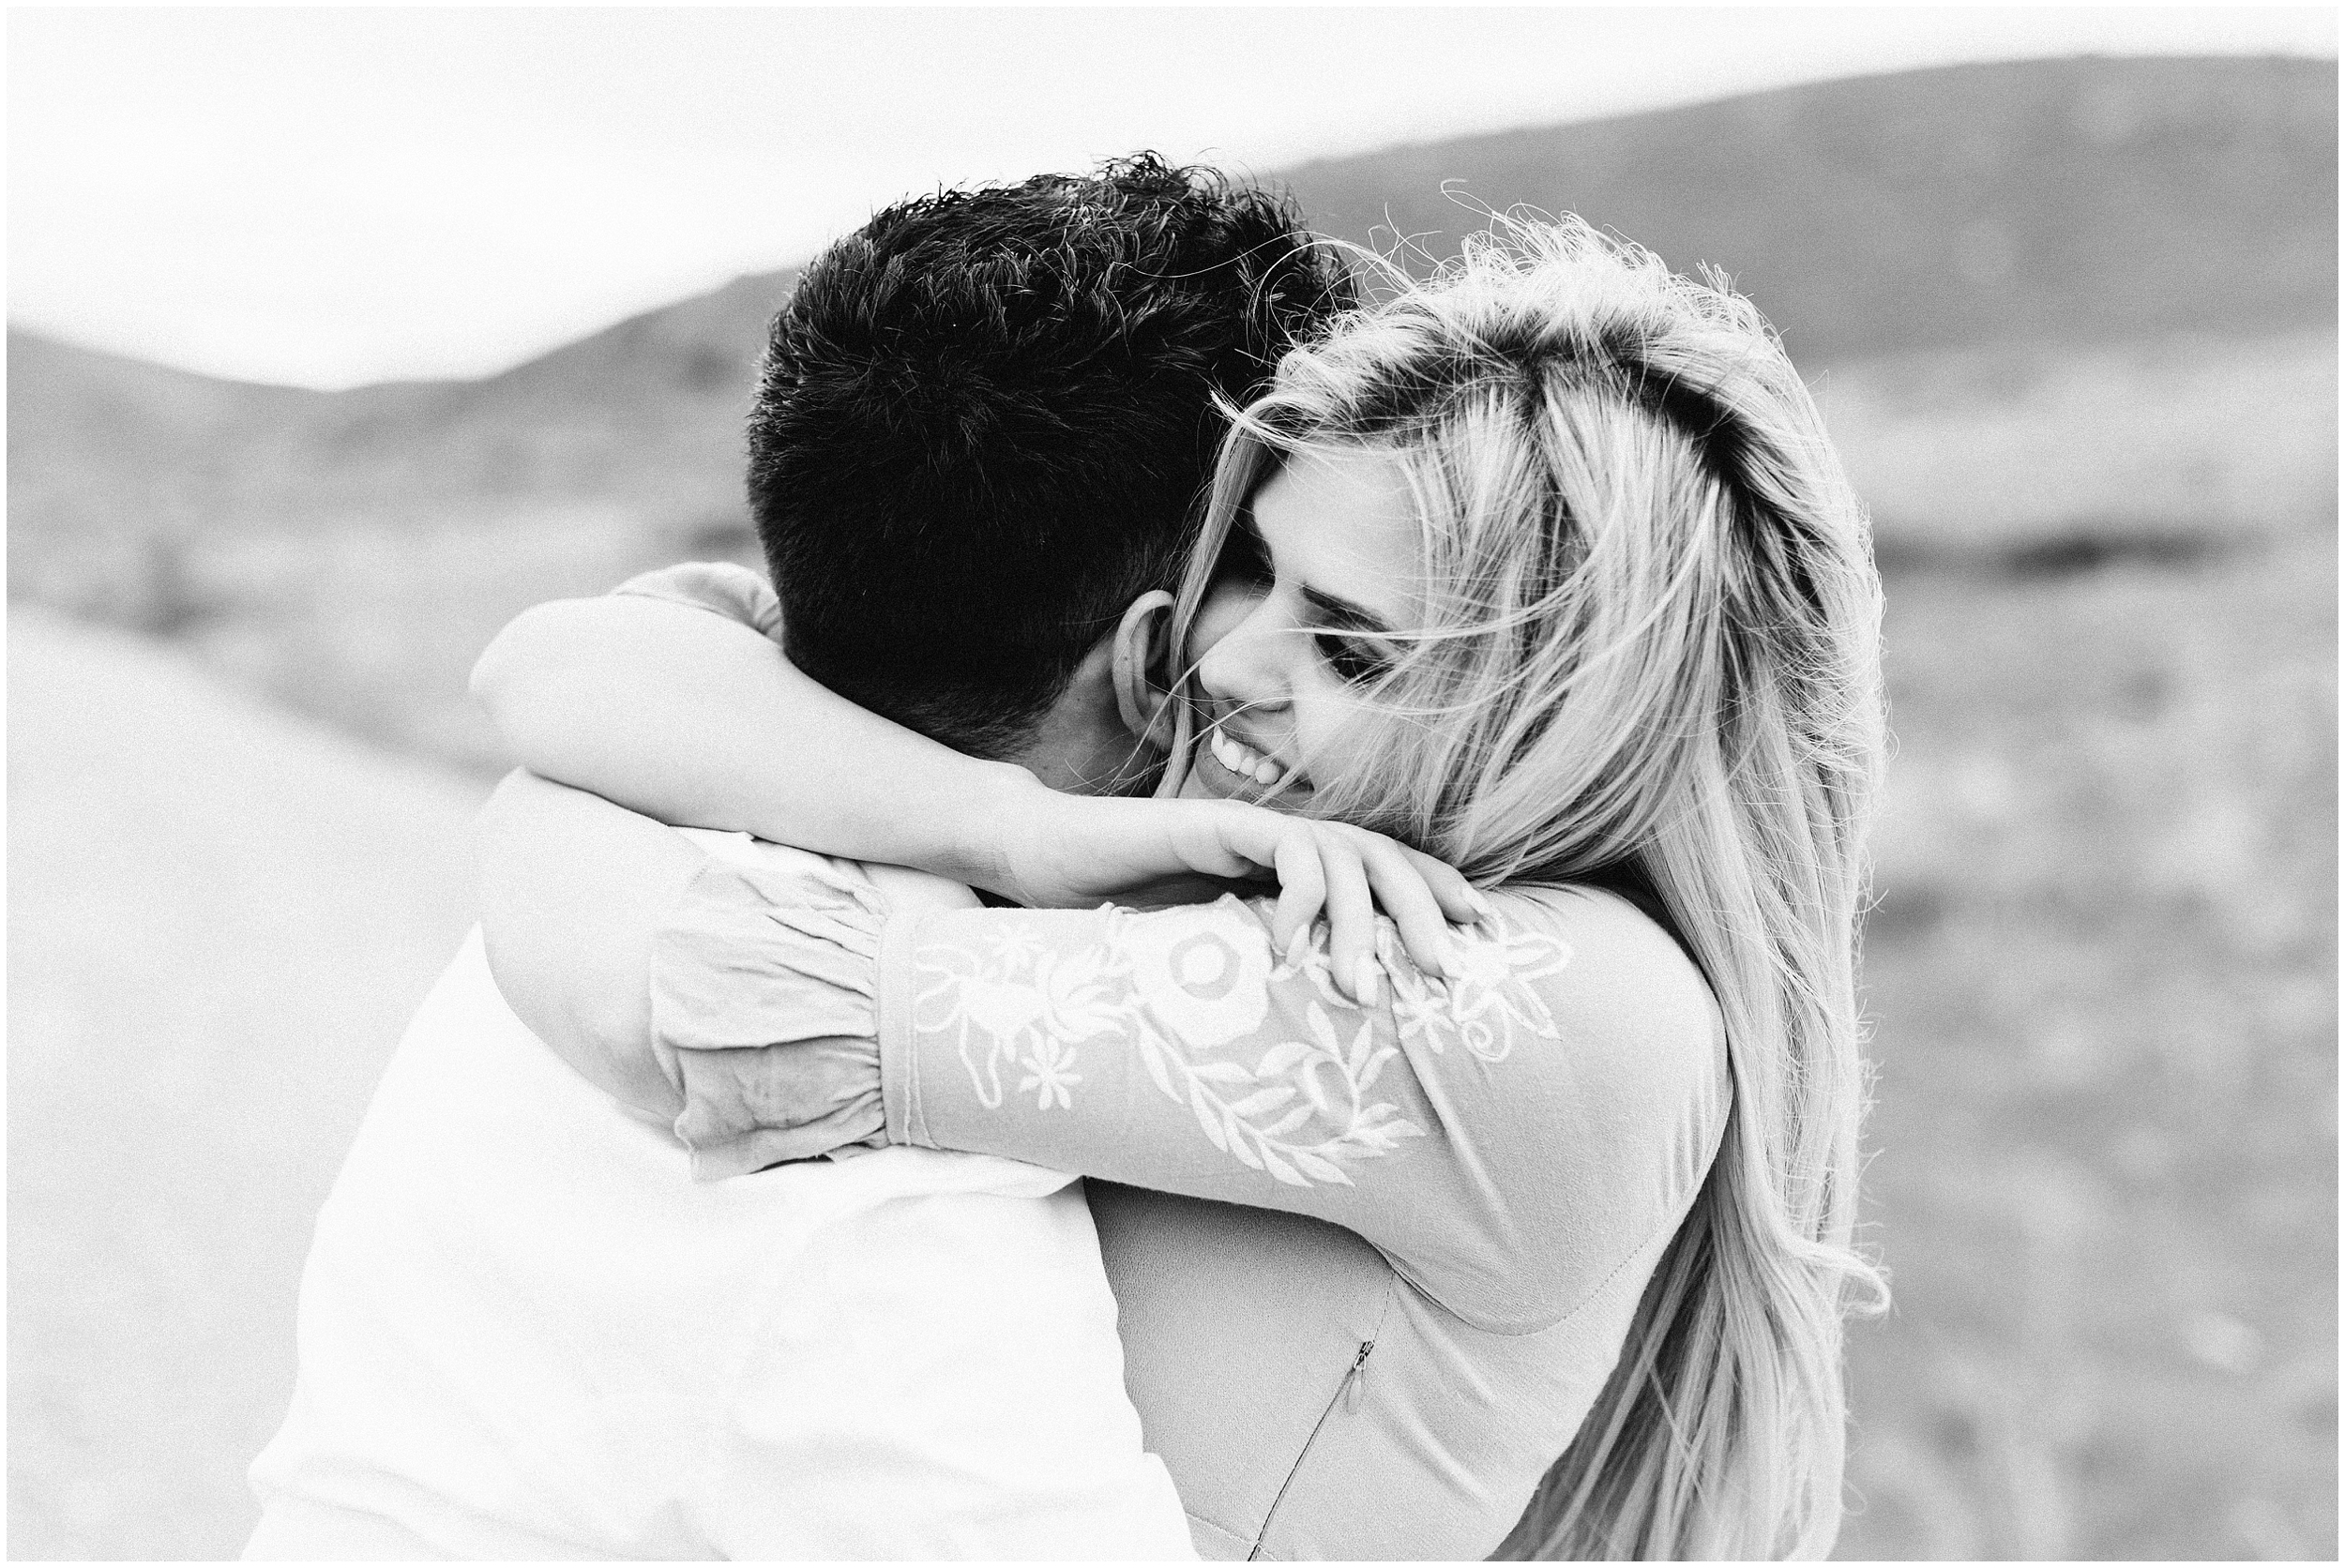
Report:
1489,882,1718,1030
1474,882,1730,1154
1361,881,1729,1330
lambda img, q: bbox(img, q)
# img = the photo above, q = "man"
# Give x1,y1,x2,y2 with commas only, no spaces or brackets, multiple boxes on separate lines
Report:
246,156,1346,1559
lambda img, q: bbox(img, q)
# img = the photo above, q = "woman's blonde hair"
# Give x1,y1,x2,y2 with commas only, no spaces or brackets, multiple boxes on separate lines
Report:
1162,219,1886,1559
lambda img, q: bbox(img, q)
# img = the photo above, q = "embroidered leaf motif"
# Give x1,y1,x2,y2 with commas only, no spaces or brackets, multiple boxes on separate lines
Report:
1137,1035,1177,1100
1227,1085,1296,1118
1258,1105,1314,1138
1190,1061,1255,1085
1299,961,1349,1009
1351,1110,1427,1152
1189,1081,1230,1152
1257,1144,1307,1186
1290,1148,1351,1184
1255,1040,1311,1078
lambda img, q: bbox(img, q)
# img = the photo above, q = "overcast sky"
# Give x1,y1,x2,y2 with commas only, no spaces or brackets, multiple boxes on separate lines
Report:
10,6,2335,388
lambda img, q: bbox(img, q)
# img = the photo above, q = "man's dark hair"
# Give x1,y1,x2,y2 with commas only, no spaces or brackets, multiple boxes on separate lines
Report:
748,153,1354,758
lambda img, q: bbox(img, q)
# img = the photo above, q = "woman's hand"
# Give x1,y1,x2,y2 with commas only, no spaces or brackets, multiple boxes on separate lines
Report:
981,782,1490,1003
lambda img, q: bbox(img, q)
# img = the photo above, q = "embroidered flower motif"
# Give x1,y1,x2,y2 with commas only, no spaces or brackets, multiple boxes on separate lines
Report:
1386,910,1571,1063
1265,918,1366,1012
954,969,1049,1043
1031,945,1129,1043
1017,1035,1082,1110
1117,906,1273,1046
915,937,1127,1108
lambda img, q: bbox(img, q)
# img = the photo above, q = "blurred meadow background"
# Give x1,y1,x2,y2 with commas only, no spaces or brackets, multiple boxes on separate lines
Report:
9,11,2337,1560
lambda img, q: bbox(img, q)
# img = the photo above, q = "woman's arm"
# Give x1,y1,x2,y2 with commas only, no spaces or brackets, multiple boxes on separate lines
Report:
471,585,1028,895
470,568,1486,988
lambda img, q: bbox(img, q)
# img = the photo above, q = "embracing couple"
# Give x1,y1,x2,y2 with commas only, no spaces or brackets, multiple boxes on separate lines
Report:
247,155,1884,1560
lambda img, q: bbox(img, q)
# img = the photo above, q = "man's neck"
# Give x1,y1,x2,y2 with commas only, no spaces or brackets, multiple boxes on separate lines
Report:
1006,687,1161,798
1012,738,1163,798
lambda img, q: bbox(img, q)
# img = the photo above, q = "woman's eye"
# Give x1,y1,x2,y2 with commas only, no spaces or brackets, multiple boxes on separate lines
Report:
1314,631,1390,685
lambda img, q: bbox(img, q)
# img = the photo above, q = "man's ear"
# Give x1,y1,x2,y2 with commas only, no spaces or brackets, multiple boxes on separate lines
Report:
1111,591,1180,751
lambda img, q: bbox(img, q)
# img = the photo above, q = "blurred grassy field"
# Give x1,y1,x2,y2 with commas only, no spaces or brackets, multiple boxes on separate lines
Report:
1840,530,2337,1559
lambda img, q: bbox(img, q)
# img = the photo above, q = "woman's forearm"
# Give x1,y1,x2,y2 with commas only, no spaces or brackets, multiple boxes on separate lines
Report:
469,594,1038,893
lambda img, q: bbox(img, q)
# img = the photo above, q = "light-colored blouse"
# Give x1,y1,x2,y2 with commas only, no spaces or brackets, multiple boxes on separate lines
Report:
577,564,1734,1559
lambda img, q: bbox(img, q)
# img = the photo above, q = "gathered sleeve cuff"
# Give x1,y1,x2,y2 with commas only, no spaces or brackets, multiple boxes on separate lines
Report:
650,852,890,1179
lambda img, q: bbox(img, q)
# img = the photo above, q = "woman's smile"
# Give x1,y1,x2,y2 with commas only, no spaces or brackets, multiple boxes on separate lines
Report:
1209,722,1288,788
1188,715,1313,806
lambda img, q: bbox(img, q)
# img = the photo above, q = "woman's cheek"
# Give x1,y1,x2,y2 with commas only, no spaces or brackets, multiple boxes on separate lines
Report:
1293,671,1374,786
1185,581,1265,661
1285,673,1337,777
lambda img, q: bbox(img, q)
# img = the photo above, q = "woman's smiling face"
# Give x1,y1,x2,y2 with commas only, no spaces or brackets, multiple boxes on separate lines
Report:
1179,445,1423,807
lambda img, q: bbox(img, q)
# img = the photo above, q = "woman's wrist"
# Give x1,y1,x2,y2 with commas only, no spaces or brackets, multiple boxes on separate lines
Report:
929,761,1056,900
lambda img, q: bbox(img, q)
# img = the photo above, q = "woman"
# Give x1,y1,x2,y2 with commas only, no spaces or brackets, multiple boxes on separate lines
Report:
477,219,1884,1558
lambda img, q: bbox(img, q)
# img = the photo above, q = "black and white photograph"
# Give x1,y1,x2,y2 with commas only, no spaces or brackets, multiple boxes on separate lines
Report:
8,6,2337,1561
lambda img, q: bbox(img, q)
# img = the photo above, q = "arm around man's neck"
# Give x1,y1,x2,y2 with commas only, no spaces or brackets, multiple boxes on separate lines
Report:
469,586,1037,895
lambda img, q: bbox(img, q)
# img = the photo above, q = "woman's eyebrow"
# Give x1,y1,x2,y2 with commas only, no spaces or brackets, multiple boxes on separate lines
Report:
1301,584,1394,634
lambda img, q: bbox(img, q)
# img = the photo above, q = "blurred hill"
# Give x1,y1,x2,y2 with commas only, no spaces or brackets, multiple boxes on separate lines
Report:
1287,53,2335,361
9,53,2337,767
9,267,788,533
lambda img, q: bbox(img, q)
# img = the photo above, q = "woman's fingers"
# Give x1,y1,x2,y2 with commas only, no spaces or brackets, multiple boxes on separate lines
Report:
1165,803,1487,1003
1318,836,1380,1004
1173,800,1277,882
1267,833,1328,961
1354,834,1461,981
1398,843,1494,927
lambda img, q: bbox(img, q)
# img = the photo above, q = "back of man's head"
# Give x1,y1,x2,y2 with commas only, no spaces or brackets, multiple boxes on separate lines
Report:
749,153,1353,758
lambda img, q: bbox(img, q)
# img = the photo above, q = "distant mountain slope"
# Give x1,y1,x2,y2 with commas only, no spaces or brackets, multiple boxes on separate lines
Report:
1281,53,2336,363
9,270,795,536
8,269,794,623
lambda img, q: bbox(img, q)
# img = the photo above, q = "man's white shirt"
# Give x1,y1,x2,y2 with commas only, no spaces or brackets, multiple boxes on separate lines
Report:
247,833,1192,1560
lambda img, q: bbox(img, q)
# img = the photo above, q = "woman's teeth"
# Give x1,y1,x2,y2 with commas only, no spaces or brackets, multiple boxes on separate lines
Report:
1210,727,1289,788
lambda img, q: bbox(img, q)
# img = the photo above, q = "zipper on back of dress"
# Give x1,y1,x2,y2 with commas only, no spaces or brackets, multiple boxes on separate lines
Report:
1247,1277,1397,1560
1339,1337,1373,1413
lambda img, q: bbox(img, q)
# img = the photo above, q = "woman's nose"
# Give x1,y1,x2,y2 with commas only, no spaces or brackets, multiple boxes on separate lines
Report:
1197,602,1291,714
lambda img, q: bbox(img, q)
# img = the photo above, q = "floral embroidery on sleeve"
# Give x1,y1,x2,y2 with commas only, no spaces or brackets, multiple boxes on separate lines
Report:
1386,909,1573,1063
913,934,1127,1110
911,899,1573,1186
